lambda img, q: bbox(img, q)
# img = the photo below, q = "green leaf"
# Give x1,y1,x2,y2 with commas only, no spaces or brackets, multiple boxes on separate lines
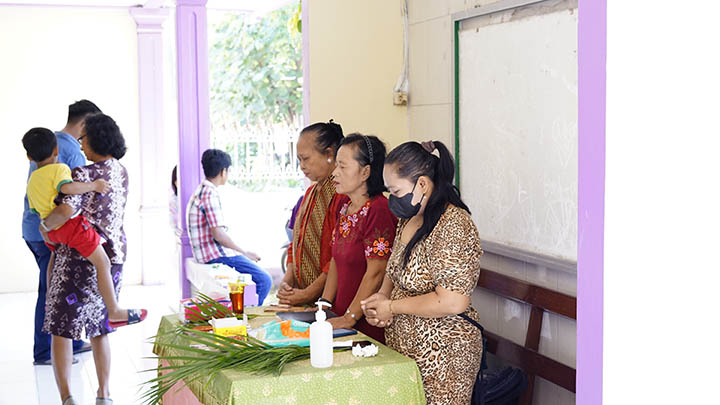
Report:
141,324,315,404
209,2,302,129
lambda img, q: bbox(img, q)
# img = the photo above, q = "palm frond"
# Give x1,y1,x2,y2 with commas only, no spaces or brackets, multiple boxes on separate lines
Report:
184,293,235,324
141,325,312,405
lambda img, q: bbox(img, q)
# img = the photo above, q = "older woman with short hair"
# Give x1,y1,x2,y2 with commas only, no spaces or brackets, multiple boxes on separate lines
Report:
40,113,130,405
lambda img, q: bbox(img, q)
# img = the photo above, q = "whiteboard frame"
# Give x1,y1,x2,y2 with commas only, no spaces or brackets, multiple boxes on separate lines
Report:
451,0,578,274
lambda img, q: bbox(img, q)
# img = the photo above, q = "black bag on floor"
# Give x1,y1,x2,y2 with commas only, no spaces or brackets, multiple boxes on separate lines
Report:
477,366,528,405
459,313,528,405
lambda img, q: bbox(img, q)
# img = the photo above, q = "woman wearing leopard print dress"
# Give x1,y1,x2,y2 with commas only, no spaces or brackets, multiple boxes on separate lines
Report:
362,140,483,405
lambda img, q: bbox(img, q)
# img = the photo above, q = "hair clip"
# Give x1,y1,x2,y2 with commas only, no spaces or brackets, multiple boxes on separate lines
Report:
421,141,436,153
363,135,374,163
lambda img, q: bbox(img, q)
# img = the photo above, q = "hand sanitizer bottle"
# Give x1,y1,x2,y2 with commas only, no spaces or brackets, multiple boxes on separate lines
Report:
310,300,333,368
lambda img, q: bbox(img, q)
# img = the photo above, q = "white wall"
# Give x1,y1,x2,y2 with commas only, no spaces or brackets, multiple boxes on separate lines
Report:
604,1,720,403
0,5,143,292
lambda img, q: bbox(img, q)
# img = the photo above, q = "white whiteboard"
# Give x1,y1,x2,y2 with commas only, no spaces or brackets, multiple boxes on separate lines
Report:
458,4,578,261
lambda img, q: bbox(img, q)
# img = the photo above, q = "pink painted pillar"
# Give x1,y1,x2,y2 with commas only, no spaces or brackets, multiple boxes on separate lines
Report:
175,0,210,298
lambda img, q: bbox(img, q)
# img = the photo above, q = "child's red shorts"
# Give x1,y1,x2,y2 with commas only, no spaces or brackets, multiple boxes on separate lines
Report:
46,216,100,258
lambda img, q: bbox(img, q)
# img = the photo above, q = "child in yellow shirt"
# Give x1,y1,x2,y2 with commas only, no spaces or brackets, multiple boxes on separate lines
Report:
23,127,146,328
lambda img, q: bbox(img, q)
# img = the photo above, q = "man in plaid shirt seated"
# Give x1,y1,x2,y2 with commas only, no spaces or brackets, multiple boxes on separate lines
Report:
186,149,272,304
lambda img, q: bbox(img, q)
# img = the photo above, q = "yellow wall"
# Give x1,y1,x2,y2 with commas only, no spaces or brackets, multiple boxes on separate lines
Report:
308,0,408,150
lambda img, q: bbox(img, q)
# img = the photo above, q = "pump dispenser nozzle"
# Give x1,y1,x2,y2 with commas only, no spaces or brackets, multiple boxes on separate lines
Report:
315,300,331,322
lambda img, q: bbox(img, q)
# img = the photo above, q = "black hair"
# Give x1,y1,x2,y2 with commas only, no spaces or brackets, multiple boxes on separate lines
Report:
171,165,178,196
67,99,101,125
84,114,127,159
300,119,344,156
385,141,470,266
201,149,232,179
339,133,387,197
22,127,57,162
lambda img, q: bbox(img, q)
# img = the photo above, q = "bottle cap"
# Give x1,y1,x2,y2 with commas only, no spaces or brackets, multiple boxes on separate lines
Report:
315,300,331,322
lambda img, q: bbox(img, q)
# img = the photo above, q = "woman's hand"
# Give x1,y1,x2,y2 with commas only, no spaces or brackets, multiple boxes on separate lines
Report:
363,297,393,323
328,314,356,330
361,293,391,326
360,292,387,315
276,283,309,306
276,281,295,304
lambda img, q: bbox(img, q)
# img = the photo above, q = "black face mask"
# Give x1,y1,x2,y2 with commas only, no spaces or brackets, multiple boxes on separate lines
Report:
388,182,424,219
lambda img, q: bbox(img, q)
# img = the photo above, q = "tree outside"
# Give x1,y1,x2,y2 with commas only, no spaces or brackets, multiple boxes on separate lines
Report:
207,2,304,277
209,2,304,192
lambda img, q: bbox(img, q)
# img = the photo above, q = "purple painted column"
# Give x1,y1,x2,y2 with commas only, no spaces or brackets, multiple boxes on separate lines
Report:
577,0,606,404
175,0,210,298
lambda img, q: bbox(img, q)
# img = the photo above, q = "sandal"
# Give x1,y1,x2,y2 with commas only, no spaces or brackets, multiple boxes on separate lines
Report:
62,396,78,405
96,398,113,405
108,309,147,328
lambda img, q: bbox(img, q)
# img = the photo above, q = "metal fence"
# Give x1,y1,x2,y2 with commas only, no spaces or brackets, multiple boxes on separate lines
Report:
211,126,304,184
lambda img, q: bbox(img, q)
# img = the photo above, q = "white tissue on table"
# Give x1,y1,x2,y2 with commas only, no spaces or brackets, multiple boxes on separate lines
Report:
351,343,379,357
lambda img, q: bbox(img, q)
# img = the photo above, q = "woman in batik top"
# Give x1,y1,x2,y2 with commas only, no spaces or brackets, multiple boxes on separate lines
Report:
39,114,129,405
277,121,345,306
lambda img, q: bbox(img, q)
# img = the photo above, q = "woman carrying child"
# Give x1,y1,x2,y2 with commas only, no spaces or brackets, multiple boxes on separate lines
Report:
38,113,134,405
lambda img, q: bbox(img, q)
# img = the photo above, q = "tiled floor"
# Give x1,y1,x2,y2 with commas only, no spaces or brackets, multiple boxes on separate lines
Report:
1,260,286,405
0,285,179,405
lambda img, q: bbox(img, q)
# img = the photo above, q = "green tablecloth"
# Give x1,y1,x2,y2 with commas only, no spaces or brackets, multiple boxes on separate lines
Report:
154,313,426,405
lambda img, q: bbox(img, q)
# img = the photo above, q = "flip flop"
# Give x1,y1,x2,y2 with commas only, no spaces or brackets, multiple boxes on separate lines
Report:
108,309,147,328
33,357,79,366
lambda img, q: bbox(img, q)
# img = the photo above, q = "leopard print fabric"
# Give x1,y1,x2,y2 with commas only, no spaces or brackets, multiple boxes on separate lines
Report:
385,205,484,405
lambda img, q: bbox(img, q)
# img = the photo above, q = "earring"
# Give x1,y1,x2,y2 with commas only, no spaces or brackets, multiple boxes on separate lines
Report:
327,158,332,163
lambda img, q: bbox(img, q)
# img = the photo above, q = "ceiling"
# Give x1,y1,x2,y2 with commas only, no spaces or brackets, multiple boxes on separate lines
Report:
0,0,295,11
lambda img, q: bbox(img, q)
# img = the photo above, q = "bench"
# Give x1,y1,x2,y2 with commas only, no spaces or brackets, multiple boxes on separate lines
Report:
477,269,577,404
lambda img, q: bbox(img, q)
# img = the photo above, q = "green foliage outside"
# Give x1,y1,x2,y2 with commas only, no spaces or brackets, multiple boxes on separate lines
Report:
209,2,303,192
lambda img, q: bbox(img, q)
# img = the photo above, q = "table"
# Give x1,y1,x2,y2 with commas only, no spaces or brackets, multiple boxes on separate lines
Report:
153,312,426,405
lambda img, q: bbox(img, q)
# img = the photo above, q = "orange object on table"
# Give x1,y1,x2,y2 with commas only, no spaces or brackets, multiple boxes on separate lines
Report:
280,319,310,338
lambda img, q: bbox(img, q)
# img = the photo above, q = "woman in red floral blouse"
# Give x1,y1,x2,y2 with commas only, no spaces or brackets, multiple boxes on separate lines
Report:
320,134,397,342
